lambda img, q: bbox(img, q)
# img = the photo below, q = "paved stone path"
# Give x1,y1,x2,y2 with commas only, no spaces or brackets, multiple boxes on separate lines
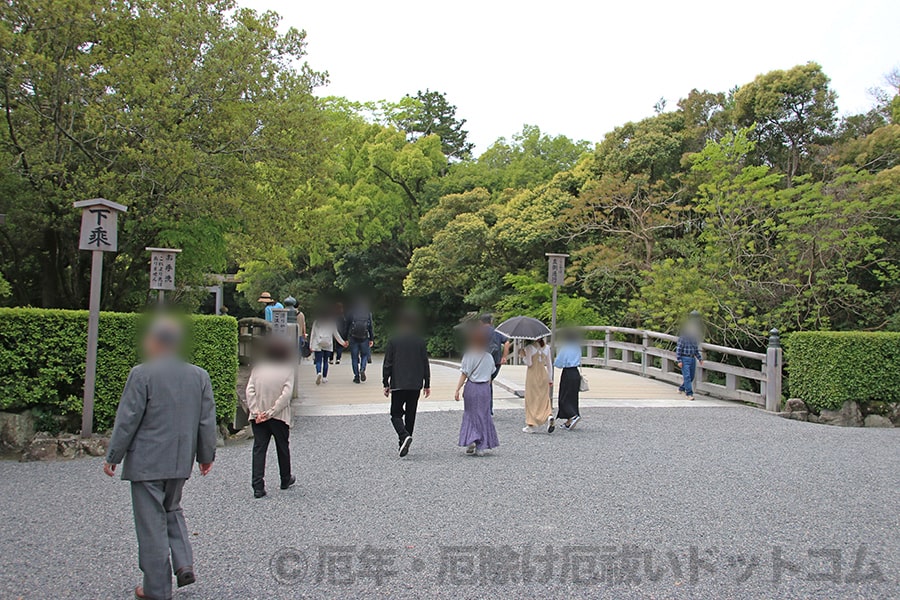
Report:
1,395,898,599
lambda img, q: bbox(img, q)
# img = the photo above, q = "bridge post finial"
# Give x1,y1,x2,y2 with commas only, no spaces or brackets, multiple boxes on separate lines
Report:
768,328,780,348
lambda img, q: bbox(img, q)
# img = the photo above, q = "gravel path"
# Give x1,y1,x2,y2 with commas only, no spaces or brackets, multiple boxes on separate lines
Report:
0,406,897,599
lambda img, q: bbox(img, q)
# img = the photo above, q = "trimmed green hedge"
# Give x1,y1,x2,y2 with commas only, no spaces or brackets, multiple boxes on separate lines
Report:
0,308,238,431
784,331,900,412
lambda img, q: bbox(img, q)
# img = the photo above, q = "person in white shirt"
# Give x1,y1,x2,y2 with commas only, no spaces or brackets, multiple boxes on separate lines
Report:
309,307,348,385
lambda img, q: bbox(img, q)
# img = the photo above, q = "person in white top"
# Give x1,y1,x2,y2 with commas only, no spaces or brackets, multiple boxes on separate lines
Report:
521,337,554,433
309,307,348,385
246,339,296,498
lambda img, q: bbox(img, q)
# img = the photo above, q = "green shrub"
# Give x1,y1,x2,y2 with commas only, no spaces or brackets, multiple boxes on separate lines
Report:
783,331,900,412
0,308,238,431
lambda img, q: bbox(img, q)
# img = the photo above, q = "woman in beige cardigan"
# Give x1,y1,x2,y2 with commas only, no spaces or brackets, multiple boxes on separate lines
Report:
246,340,296,499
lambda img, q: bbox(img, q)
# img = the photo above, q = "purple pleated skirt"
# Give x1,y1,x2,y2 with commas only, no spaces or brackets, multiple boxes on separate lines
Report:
458,380,500,450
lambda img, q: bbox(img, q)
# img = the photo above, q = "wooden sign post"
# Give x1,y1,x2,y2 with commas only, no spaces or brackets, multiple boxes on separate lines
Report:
74,198,127,438
545,253,569,406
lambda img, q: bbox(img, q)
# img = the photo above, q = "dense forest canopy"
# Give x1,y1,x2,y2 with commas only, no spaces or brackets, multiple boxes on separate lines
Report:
1,0,899,352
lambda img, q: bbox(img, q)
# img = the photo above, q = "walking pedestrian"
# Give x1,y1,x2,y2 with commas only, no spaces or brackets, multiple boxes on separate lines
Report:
331,302,346,365
480,314,509,414
455,327,500,456
103,318,217,600
347,302,374,384
677,313,704,401
382,310,431,457
246,339,296,498
555,331,583,430
521,337,554,433
309,307,348,385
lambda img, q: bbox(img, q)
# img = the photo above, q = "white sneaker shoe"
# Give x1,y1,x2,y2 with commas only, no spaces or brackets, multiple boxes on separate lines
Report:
522,426,535,433
322,377,328,384
465,443,476,455
316,373,322,385
475,449,486,457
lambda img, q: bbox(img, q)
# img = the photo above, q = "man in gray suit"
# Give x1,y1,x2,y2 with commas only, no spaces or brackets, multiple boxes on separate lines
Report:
103,318,217,600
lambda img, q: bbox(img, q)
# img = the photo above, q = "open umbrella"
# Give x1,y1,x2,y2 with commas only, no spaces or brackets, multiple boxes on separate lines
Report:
495,316,551,340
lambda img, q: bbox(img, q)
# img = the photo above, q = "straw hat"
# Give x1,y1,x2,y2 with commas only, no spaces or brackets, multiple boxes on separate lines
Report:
257,291,275,304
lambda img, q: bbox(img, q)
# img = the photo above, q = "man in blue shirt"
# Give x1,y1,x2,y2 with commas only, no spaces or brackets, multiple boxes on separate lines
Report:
676,314,704,400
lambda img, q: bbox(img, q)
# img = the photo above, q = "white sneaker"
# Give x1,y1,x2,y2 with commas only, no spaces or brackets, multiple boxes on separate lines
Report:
569,415,582,429
522,426,535,433
322,377,328,384
475,449,486,457
465,443,476,455
316,373,322,385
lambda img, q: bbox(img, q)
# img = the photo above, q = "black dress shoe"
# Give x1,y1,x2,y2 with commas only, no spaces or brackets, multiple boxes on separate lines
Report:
176,567,196,588
254,489,267,499
280,475,296,490
360,371,367,382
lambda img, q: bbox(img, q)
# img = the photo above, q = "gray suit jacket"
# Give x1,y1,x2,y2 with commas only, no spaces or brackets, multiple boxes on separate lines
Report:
106,357,217,481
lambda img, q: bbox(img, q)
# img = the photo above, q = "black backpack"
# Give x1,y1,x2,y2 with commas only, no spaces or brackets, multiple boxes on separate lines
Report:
349,314,370,340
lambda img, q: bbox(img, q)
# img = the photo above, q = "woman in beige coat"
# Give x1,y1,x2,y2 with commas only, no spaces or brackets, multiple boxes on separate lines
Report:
246,340,296,498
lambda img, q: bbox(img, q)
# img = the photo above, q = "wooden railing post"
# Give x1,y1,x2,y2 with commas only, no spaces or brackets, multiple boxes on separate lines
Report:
604,329,611,367
765,328,783,411
641,332,649,376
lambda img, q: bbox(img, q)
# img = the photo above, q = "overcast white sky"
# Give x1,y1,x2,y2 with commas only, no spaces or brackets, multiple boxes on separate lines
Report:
240,0,900,152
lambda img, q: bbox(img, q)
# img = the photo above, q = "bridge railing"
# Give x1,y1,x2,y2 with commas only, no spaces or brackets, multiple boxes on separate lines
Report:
563,326,783,410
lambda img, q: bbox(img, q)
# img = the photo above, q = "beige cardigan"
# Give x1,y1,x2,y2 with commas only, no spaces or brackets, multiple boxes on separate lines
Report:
246,363,295,427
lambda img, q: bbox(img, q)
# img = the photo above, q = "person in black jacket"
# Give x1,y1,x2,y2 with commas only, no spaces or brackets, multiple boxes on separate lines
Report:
382,310,431,457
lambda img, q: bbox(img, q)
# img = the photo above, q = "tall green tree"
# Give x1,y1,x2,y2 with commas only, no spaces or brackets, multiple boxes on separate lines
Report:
0,0,327,310
733,62,837,182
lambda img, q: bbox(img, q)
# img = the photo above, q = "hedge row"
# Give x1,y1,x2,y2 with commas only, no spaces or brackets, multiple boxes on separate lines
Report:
0,308,238,431
784,331,900,412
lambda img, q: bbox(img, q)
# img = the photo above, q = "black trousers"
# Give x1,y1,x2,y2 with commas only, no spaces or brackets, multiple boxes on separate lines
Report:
251,419,291,492
390,389,421,444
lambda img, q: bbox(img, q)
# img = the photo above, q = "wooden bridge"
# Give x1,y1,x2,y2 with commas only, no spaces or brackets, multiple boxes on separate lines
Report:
238,322,783,418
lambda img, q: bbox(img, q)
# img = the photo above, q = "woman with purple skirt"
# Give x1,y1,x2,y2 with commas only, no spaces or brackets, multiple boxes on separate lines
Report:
454,328,500,456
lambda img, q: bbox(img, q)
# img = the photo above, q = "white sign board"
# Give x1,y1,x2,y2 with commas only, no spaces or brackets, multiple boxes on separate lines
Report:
547,253,568,286
79,206,118,251
149,250,178,290
270,308,290,338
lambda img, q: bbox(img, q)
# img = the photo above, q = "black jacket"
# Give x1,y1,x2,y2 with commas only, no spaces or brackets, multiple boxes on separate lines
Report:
382,332,430,390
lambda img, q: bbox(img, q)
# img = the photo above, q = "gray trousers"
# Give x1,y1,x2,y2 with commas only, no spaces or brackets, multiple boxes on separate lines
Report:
130,479,192,600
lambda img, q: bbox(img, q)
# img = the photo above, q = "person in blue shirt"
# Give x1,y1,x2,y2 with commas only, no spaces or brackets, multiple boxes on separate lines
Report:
554,330,583,429
676,313,704,400
258,291,283,322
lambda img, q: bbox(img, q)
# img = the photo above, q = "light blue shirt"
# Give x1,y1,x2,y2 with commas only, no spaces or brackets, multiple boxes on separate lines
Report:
554,344,582,368
264,302,284,322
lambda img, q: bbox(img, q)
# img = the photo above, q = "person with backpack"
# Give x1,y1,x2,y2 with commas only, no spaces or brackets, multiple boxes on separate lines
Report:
309,307,349,385
347,303,374,384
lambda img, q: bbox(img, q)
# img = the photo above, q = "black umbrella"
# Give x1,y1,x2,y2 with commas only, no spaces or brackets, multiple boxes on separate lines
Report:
495,316,551,340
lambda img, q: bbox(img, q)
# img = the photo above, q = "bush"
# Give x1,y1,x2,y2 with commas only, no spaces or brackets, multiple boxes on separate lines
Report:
0,308,238,431
784,331,900,412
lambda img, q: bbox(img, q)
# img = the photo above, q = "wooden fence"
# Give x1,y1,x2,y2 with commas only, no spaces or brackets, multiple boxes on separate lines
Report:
555,326,783,410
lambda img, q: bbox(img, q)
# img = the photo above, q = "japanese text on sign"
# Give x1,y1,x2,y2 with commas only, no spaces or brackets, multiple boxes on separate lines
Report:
79,207,118,251
149,251,177,290
270,309,290,338
547,254,567,286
